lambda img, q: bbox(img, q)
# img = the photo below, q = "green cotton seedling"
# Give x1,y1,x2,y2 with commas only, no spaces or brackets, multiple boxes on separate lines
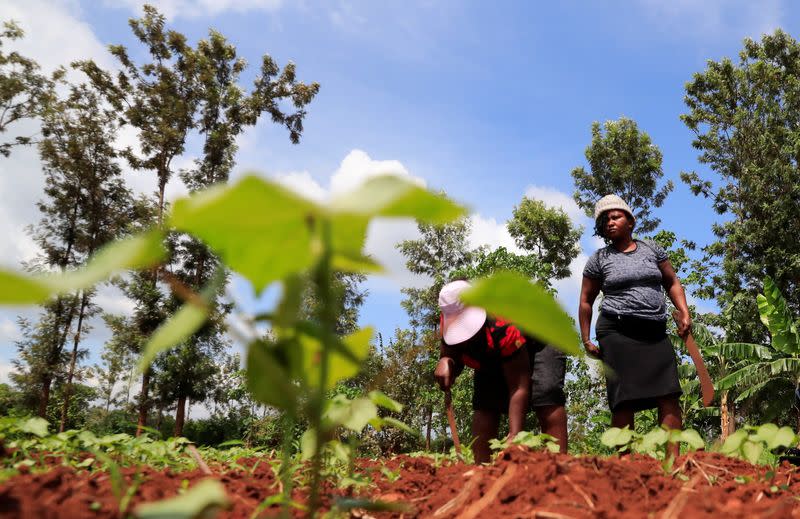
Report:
0,173,583,517
600,426,705,462
489,431,561,454
719,424,798,465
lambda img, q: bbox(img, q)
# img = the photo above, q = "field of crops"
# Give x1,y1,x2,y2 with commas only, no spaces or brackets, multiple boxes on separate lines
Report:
2,417,800,518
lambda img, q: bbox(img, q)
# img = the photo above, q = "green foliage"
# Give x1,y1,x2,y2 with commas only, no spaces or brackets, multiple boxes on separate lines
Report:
0,231,166,305
135,479,230,519
489,431,561,453
507,196,582,279
571,116,673,234
461,271,581,356
681,30,800,343
719,424,797,465
600,426,705,459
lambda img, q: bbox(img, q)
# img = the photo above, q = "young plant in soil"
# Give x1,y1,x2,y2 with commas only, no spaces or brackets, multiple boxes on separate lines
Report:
719,424,797,465
601,425,705,471
0,173,583,517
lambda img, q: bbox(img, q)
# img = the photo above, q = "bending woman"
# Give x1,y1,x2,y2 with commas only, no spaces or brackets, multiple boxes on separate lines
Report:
579,195,691,455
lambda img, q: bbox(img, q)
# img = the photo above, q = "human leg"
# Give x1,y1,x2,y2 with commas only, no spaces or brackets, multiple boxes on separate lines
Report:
471,409,500,464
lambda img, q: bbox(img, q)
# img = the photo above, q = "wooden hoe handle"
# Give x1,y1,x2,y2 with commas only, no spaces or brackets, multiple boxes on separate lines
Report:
444,388,462,459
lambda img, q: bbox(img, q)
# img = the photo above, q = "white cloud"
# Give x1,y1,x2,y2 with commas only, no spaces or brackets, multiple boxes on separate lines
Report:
468,214,520,253
636,0,784,40
524,185,587,227
0,362,15,384
330,149,422,195
103,0,284,19
274,171,327,202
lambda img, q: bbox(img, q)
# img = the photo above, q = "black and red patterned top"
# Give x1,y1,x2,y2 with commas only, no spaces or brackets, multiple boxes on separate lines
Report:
447,316,528,370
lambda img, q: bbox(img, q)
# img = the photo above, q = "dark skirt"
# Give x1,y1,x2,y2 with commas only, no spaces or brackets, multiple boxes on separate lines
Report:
596,313,681,412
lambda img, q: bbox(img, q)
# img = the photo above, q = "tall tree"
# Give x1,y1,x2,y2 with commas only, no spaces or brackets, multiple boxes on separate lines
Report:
76,5,319,434
681,29,800,342
35,84,133,431
571,117,673,234
507,197,582,280
0,21,59,156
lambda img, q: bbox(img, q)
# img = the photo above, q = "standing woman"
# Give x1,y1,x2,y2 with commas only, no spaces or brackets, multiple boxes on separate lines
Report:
579,195,691,453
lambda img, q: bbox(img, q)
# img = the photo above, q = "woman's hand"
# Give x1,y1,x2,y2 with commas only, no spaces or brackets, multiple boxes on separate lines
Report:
673,311,693,338
583,339,601,359
434,357,456,390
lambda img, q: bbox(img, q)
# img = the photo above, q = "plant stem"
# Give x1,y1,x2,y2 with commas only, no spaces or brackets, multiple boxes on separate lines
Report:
279,412,295,518
308,219,335,517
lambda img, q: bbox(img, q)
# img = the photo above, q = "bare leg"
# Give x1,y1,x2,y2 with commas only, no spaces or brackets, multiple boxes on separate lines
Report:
472,409,500,464
658,396,682,458
611,405,635,429
535,405,568,453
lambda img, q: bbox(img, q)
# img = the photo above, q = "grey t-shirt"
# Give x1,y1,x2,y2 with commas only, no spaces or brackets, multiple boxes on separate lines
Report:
583,239,669,321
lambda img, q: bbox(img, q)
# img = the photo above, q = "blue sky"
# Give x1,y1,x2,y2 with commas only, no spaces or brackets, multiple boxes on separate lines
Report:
0,0,796,387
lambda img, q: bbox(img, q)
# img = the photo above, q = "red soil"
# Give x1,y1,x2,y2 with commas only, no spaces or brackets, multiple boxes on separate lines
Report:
1,447,800,518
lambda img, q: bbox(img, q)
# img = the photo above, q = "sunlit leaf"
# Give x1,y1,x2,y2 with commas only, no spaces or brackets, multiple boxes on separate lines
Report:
741,440,764,465
138,303,208,371
300,429,316,461
135,479,229,518
0,271,53,305
300,326,374,389
51,230,166,292
720,429,747,454
329,175,466,224
600,427,633,448
325,396,378,432
368,390,403,413
679,429,705,450
769,426,796,450
18,417,49,438
461,271,580,355
0,230,165,306
169,175,319,292
246,340,299,413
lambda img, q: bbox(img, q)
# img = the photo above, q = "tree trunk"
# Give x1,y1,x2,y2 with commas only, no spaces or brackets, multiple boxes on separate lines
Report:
59,291,89,432
720,390,730,441
175,395,187,437
38,375,52,418
136,367,151,437
425,406,432,451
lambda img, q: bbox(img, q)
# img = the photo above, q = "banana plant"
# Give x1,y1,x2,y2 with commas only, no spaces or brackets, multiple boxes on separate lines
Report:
717,277,800,431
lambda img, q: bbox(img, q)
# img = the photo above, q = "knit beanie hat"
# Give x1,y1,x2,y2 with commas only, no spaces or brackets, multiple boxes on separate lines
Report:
594,194,634,221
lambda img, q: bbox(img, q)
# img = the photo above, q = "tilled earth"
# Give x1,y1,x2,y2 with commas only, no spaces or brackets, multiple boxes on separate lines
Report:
2,447,800,518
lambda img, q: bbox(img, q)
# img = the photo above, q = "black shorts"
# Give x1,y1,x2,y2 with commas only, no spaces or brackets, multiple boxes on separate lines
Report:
472,343,567,413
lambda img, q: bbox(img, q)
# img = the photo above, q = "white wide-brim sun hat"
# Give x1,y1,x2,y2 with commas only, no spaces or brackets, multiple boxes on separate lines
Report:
438,280,487,345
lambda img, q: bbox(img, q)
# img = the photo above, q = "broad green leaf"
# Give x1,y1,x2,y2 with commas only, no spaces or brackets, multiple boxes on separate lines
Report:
752,423,779,444
332,252,384,274
326,396,378,432
135,479,229,519
741,440,764,465
461,271,580,355
600,427,633,448
18,417,49,437
0,230,165,306
769,427,796,450
329,175,466,225
0,271,54,304
720,429,747,454
246,340,299,413
300,326,374,389
51,230,166,292
376,416,415,434
138,303,208,371
679,429,705,450
758,276,800,354
368,390,403,413
300,429,316,461
717,342,775,361
638,428,668,453
169,175,319,292
274,275,305,329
